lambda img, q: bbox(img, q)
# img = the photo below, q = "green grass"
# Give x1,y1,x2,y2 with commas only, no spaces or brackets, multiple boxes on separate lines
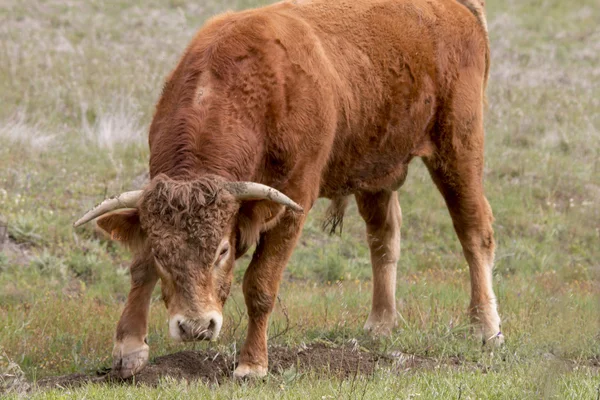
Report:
6,367,598,400
1,0,599,398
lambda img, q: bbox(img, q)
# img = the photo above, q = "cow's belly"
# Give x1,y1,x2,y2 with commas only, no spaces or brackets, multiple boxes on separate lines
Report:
319,92,436,198
319,140,415,198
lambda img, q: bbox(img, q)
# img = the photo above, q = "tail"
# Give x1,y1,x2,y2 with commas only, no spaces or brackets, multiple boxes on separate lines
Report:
456,0,488,33
456,0,490,94
322,196,348,236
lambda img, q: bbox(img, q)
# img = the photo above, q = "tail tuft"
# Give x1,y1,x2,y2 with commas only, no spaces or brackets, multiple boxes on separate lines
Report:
322,196,348,236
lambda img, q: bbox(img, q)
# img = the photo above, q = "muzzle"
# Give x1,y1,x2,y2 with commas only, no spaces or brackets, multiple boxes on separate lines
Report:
168,311,223,342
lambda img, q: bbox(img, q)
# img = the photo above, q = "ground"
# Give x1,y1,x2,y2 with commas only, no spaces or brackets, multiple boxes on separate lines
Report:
0,0,599,398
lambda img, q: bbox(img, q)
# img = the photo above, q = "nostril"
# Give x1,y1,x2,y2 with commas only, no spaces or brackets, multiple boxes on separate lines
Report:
208,318,216,333
178,320,187,336
169,315,191,342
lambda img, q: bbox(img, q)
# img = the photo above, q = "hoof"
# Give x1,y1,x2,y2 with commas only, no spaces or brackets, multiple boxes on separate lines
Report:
112,338,149,379
363,313,396,336
233,363,268,379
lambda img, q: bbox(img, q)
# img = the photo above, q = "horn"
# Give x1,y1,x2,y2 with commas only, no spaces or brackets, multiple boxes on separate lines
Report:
225,182,303,213
73,190,143,227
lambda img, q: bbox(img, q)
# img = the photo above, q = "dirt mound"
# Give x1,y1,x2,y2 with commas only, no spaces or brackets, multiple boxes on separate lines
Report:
37,343,388,389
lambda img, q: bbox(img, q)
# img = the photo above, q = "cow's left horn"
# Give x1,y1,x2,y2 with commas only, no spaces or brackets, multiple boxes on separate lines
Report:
73,190,143,227
225,182,303,213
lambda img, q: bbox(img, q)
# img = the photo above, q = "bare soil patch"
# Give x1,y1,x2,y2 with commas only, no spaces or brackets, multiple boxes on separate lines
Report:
37,343,390,389
26,344,600,392
1,237,33,266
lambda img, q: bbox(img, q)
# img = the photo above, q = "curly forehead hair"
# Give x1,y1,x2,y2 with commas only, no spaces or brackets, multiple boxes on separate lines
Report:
139,174,238,251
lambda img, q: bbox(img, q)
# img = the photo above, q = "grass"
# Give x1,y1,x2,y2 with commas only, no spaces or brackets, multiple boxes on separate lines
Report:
1,0,599,398
11,368,600,399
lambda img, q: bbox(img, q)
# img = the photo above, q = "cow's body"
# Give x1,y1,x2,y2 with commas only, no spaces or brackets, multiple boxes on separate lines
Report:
88,0,502,379
151,0,486,197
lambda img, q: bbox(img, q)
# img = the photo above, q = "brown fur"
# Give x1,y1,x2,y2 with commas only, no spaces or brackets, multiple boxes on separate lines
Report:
140,174,238,313
96,209,146,253
98,0,502,377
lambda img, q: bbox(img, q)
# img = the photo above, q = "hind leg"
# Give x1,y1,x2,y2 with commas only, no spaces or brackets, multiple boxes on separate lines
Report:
425,155,502,344
423,74,502,343
355,190,402,335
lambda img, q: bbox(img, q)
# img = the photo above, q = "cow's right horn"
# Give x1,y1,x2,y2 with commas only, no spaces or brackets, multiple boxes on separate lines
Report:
73,190,143,227
225,182,303,213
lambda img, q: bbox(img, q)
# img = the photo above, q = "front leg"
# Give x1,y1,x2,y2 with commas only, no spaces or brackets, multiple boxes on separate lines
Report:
112,255,158,378
233,209,306,379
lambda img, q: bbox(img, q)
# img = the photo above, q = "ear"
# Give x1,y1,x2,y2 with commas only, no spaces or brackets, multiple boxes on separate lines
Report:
235,201,284,259
235,213,259,259
96,209,146,252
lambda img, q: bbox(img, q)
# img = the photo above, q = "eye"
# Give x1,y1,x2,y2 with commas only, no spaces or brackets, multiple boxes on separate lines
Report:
217,243,230,263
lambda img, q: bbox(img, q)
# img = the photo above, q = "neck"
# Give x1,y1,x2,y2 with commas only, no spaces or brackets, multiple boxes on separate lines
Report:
149,125,261,183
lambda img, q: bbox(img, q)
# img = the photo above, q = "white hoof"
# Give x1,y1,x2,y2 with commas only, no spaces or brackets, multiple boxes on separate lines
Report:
363,313,396,336
112,338,149,379
233,363,268,379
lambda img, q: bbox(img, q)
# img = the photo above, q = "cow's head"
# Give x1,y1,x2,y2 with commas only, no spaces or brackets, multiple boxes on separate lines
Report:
74,174,301,342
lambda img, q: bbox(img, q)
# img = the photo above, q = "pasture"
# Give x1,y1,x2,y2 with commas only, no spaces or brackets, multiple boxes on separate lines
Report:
0,0,598,398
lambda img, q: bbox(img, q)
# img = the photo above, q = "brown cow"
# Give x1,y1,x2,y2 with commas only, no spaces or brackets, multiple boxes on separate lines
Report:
74,0,503,379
